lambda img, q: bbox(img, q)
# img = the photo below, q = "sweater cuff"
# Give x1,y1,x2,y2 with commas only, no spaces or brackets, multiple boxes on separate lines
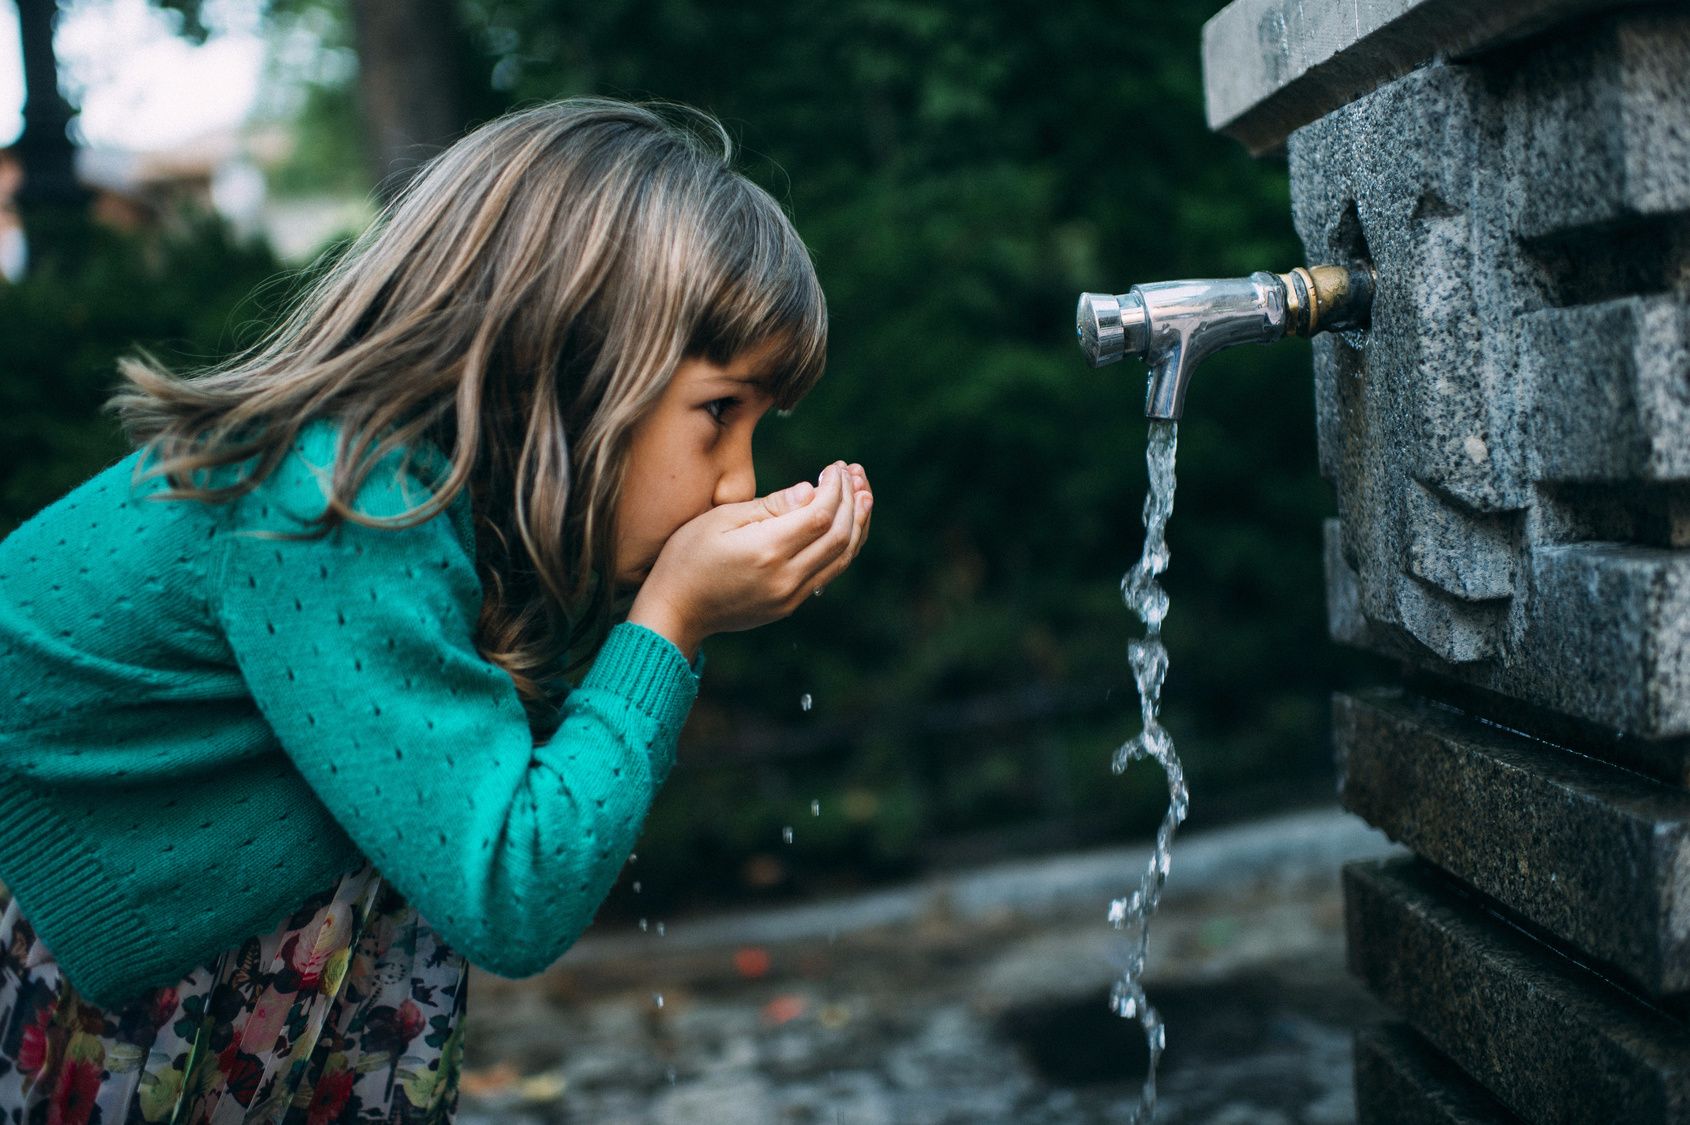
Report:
582,622,701,730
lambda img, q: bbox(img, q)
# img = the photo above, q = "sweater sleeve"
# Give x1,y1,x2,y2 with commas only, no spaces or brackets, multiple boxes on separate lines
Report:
210,436,698,979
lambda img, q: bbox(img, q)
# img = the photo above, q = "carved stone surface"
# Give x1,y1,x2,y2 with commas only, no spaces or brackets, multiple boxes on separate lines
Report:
1211,6,1690,1119
1345,857,1690,1123
1335,688,1690,995
1353,1022,1523,1124
1288,5,1690,738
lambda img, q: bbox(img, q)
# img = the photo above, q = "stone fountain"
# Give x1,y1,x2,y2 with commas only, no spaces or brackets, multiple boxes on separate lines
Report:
1203,0,1690,1120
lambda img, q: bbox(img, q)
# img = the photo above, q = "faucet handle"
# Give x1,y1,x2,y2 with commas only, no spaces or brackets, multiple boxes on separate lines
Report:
1076,291,1147,368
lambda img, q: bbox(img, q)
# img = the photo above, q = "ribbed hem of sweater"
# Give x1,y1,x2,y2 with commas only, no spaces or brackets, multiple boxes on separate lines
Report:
583,623,700,717
580,622,700,781
0,779,166,1010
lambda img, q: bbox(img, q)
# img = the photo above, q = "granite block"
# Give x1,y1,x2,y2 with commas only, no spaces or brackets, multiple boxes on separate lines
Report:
1505,9,1690,241
1354,1022,1524,1125
1402,670,1690,788
1522,297,1690,484
1336,688,1690,994
1346,856,1690,1123
1508,544,1690,739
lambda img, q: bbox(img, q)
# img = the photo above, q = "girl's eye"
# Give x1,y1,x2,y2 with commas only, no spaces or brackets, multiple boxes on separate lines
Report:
703,397,739,424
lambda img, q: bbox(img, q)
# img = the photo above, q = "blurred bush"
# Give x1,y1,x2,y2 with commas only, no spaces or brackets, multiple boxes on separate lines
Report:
4,0,1378,919
0,210,286,529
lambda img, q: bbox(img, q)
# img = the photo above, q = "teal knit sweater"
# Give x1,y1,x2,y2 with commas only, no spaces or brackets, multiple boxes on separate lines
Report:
0,419,699,1009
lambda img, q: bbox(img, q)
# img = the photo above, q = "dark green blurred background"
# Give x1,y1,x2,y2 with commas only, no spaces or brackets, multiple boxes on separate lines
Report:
2,0,1369,920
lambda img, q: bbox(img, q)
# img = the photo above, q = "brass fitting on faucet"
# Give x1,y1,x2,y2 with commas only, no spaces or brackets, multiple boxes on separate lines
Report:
1278,263,1376,338
1076,261,1376,421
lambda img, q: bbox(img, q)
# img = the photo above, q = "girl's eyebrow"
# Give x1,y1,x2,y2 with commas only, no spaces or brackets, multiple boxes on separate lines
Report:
719,372,775,391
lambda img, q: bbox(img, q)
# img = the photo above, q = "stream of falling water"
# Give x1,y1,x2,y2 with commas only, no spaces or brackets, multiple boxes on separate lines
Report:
1110,420,1188,1122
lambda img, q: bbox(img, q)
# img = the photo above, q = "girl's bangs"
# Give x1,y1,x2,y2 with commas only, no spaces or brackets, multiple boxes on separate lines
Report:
689,191,827,411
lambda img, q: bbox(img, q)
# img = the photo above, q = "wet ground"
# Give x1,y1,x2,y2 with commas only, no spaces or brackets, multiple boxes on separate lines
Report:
457,807,1399,1124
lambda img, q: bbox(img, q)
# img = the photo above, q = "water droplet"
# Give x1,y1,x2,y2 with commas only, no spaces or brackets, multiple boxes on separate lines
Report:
1107,898,1129,927
666,1066,678,1084
810,799,821,817
628,852,638,864
632,880,642,894
652,992,664,1009
799,693,813,712
638,918,648,932
656,921,666,937
781,826,794,844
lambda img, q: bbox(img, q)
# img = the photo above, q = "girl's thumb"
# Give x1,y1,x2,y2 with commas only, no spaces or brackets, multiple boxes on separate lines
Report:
756,480,816,519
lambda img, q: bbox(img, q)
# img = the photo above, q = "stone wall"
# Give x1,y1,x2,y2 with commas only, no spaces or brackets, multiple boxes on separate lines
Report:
1205,0,1690,1119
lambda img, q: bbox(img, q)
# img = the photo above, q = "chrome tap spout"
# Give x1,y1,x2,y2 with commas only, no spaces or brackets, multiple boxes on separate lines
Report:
1076,263,1375,421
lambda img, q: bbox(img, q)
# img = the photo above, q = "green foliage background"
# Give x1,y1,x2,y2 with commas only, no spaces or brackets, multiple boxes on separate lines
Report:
1,0,1360,915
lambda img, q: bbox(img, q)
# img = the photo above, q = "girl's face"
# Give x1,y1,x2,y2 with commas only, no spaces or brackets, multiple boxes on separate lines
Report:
613,348,778,589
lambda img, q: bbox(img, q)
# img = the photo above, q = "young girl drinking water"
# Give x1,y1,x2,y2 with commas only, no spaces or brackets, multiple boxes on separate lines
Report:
0,98,871,1122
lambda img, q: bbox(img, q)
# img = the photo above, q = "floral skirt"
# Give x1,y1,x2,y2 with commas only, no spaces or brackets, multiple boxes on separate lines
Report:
0,862,468,1123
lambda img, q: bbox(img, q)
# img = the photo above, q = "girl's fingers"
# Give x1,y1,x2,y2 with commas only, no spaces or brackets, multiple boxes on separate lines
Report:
844,466,872,558
842,487,869,561
751,463,849,549
805,514,865,595
788,466,857,577
727,461,867,604
828,469,872,572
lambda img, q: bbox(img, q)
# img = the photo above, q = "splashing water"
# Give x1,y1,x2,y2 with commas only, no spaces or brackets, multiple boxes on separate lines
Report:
1110,421,1188,1122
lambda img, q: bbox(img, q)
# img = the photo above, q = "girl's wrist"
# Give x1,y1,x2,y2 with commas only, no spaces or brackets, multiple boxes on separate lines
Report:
626,594,702,662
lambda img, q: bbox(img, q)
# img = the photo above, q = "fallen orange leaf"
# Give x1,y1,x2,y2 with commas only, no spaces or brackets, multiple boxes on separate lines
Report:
734,946,772,979
761,994,806,1025
459,1060,520,1097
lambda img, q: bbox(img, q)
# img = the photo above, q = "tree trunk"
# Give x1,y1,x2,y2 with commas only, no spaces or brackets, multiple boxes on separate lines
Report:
348,0,472,201
13,0,88,207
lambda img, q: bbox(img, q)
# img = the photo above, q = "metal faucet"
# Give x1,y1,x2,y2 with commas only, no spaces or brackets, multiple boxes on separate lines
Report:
1076,263,1376,420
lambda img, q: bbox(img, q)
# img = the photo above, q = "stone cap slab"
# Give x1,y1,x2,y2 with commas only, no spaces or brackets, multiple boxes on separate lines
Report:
1354,1022,1524,1124
1346,856,1690,1122
1202,0,1641,153
1336,688,1690,995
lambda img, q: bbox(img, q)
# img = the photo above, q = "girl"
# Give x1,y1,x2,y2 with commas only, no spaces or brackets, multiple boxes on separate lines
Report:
0,98,871,1122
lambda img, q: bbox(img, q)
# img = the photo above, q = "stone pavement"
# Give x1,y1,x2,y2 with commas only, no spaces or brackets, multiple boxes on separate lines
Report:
455,807,1399,1123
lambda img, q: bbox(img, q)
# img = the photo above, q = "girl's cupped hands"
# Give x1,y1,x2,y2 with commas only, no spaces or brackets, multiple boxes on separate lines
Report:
626,462,873,659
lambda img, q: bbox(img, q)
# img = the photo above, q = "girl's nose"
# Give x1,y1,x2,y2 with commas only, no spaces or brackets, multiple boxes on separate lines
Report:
714,448,757,507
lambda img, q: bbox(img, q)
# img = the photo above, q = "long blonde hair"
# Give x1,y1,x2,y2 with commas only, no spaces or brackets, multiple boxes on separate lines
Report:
110,98,828,729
